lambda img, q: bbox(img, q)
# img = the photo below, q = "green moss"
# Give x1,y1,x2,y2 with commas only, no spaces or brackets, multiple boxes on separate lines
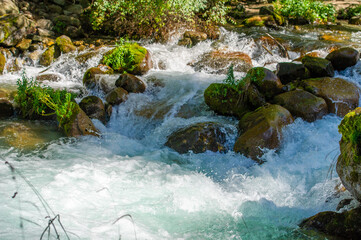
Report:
39,46,55,66
0,52,6,73
339,107,361,164
243,67,266,86
62,103,80,136
55,35,76,53
0,25,10,43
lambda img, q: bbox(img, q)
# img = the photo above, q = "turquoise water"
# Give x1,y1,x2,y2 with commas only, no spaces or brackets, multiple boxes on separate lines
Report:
0,28,359,239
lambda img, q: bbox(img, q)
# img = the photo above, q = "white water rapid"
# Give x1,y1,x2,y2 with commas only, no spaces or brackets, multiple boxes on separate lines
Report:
0,27,360,239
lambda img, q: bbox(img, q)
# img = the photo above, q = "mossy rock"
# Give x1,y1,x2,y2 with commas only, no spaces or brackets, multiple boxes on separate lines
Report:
300,207,361,239
301,56,334,78
243,16,267,27
115,73,146,93
105,87,128,106
337,107,361,201
39,45,60,66
165,122,229,154
62,103,99,137
276,62,309,84
0,52,5,73
204,83,250,118
326,47,360,71
101,43,152,75
178,31,207,47
55,35,76,53
79,96,106,124
82,66,114,93
302,77,359,117
234,104,294,163
244,67,283,99
273,89,327,122
15,38,32,51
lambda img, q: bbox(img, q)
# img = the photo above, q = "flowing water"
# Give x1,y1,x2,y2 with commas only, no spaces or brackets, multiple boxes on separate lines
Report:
0,27,361,239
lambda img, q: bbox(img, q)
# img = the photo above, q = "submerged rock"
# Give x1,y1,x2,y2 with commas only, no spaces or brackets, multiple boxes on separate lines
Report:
2,123,45,149
302,56,334,78
115,73,146,93
326,47,360,71
193,50,253,74
79,96,106,124
273,90,327,122
165,122,228,154
300,207,361,239
337,107,361,201
234,104,294,162
303,77,359,117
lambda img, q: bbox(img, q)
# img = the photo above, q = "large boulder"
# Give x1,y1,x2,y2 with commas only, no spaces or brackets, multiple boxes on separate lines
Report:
62,104,99,137
82,66,114,93
193,50,253,74
165,122,228,154
326,47,360,71
337,107,361,201
303,77,359,117
115,73,146,93
300,207,361,239
244,67,283,99
302,56,334,78
276,62,309,84
79,96,106,124
273,90,328,122
234,104,294,162
105,87,128,106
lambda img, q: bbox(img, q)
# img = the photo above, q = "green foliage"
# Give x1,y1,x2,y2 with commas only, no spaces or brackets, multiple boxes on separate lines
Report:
273,0,336,23
338,4,361,20
53,21,66,34
86,0,229,38
14,72,77,129
101,39,146,73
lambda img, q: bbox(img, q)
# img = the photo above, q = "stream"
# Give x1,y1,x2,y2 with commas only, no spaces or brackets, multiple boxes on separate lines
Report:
0,26,361,239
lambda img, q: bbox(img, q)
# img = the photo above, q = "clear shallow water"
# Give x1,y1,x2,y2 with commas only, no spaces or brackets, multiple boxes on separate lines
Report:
0,28,359,239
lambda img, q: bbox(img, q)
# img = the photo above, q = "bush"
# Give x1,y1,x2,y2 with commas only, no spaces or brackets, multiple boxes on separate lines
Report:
273,0,336,23
86,0,229,39
338,4,361,20
15,72,77,129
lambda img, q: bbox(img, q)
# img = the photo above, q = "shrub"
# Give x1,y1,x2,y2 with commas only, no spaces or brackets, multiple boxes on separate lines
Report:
86,0,229,39
15,72,77,129
273,0,336,23
338,4,361,20
101,39,147,73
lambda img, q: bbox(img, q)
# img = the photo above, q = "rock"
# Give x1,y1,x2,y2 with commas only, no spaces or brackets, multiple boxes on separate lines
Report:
300,207,361,239
55,35,76,53
2,123,45,149
62,104,99,137
36,73,62,82
273,90,327,122
36,19,53,30
244,67,283,99
0,0,19,16
15,38,32,51
326,47,360,71
234,104,294,162
47,4,63,14
39,45,60,66
204,83,249,118
52,0,66,6
0,14,34,47
38,28,54,37
337,107,361,201
79,96,106,124
178,37,192,47
53,15,81,27
259,6,274,15
165,122,228,154
179,31,207,47
101,43,152,75
193,50,253,74
64,26,83,38
301,56,334,78
243,15,268,27
303,77,359,117
105,87,128,106
336,198,353,211
65,4,84,15
75,50,99,63
82,66,114,92
115,73,146,93
0,88,14,118
349,16,361,25
276,62,309,84
0,52,5,73
319,34,350,43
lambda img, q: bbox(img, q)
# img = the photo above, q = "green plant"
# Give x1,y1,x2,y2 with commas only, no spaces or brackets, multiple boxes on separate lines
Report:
102,39,146,73
53,21,67,34
273,0,336,23
15,72,77,129
338,4,361,20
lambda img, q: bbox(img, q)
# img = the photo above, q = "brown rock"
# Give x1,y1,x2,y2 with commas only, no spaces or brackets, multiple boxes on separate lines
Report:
326,47,360,71
105,87,128,106
115,73,146,93
79,96,106,124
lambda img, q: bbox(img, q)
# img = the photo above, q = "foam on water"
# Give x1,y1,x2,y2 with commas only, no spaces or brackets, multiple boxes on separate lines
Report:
0,28,358,239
